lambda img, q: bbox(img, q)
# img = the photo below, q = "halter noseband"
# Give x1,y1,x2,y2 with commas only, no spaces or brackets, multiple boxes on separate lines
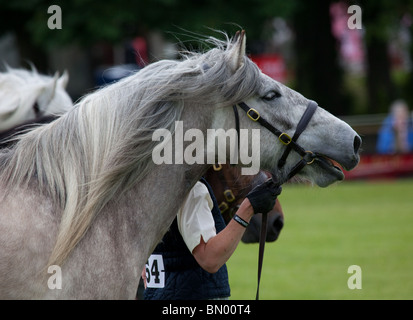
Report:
233,100,318,183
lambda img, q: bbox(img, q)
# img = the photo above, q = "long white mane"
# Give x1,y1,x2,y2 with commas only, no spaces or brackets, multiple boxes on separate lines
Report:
0,35,262,267
0,66,72,131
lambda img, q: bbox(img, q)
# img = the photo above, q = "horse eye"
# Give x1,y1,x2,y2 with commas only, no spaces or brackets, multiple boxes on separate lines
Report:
262,90,281,101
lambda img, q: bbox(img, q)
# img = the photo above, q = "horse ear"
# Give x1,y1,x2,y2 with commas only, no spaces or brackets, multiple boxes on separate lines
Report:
58,70,69,88
227,30,246,73
49,71,59,96
28,62,38,75
39,72,59,105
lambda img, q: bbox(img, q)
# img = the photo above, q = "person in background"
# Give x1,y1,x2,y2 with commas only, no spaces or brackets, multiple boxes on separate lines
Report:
376,99,413,154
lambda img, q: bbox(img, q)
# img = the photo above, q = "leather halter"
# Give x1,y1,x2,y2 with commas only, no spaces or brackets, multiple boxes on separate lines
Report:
212,163,239,216
233,100,318,183
232,100,318,299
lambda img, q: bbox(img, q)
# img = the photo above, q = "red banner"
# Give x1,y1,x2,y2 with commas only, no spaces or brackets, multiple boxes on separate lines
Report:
250,54,288,83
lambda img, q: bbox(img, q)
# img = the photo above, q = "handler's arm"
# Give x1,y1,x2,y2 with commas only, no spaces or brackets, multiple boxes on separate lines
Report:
191,198,254,274
192,179,281,273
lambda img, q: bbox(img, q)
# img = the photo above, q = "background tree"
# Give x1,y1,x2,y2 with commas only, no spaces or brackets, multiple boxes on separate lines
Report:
2,0,413,116
363,0,398,114
292,0,350,115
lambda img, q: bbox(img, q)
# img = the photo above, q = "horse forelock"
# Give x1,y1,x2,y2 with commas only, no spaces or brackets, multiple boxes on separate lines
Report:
0,33,262,267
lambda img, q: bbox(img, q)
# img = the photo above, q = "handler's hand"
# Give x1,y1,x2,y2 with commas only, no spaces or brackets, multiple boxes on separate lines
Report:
246,179,282,215
141,268,147,289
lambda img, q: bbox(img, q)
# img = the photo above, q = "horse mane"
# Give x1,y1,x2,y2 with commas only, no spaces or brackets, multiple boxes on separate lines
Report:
0,33,262,267
0,66,70,131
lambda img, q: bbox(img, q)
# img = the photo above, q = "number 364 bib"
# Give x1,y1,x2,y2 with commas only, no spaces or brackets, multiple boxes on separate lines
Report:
145,254,165,288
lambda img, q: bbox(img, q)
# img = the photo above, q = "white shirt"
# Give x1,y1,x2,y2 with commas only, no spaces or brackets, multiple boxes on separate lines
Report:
177,181,217,252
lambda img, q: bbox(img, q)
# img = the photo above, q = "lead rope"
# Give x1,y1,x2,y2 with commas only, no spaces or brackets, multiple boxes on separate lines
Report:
256,211,268,300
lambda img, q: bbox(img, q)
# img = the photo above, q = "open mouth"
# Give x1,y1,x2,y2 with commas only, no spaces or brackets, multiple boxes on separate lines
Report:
314,154,345,181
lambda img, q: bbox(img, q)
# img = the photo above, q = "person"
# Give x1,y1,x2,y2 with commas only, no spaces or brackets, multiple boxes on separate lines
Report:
141,177,281,300
377,99,413,154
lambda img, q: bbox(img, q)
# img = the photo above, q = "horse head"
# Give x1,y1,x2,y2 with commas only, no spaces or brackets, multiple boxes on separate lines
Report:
0,67,72,131
212,31,361,187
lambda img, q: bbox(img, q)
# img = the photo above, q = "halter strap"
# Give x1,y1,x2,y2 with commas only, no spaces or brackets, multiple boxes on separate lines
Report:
212,163,237,214
232,104,240,163
277,101,318,169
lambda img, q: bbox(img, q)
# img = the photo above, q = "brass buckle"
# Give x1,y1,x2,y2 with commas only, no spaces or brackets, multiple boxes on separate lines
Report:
247,108,260,121
279,133,292,145
213,163,222,171
219,202,229,213
304,151,315,165
224,189,235,203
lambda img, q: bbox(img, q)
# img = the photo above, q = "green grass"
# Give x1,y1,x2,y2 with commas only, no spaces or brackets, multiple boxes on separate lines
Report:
227,179,413,300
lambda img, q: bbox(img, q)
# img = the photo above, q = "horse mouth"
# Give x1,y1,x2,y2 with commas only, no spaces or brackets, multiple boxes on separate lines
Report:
314,154,345,181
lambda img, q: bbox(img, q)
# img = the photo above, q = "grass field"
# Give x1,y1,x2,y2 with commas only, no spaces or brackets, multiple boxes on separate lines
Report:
226,178,413,300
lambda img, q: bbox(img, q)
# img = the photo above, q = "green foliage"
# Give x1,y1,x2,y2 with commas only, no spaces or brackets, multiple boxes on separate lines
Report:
0,0,298,48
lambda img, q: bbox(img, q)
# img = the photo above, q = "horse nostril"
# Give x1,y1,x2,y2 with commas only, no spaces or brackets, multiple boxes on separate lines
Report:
353,135,362,154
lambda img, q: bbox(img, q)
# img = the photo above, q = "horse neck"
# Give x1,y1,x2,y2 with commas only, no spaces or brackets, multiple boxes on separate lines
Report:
85,105,216,296
130,107,216,261
50,102,218,298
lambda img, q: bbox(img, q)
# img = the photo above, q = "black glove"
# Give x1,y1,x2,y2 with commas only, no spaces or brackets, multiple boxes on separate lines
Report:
246,178,282,215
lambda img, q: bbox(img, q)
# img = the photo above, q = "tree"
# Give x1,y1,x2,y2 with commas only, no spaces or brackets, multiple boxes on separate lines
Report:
0,0,295,48
292,0,350,115
362,0,398,114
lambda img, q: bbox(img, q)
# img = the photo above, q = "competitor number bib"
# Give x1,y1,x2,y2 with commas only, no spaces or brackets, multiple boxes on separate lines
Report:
145,254,165,288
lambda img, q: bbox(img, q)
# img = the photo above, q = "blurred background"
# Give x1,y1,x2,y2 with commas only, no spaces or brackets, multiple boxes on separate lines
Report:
1,0,413,299
2,0,413,157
